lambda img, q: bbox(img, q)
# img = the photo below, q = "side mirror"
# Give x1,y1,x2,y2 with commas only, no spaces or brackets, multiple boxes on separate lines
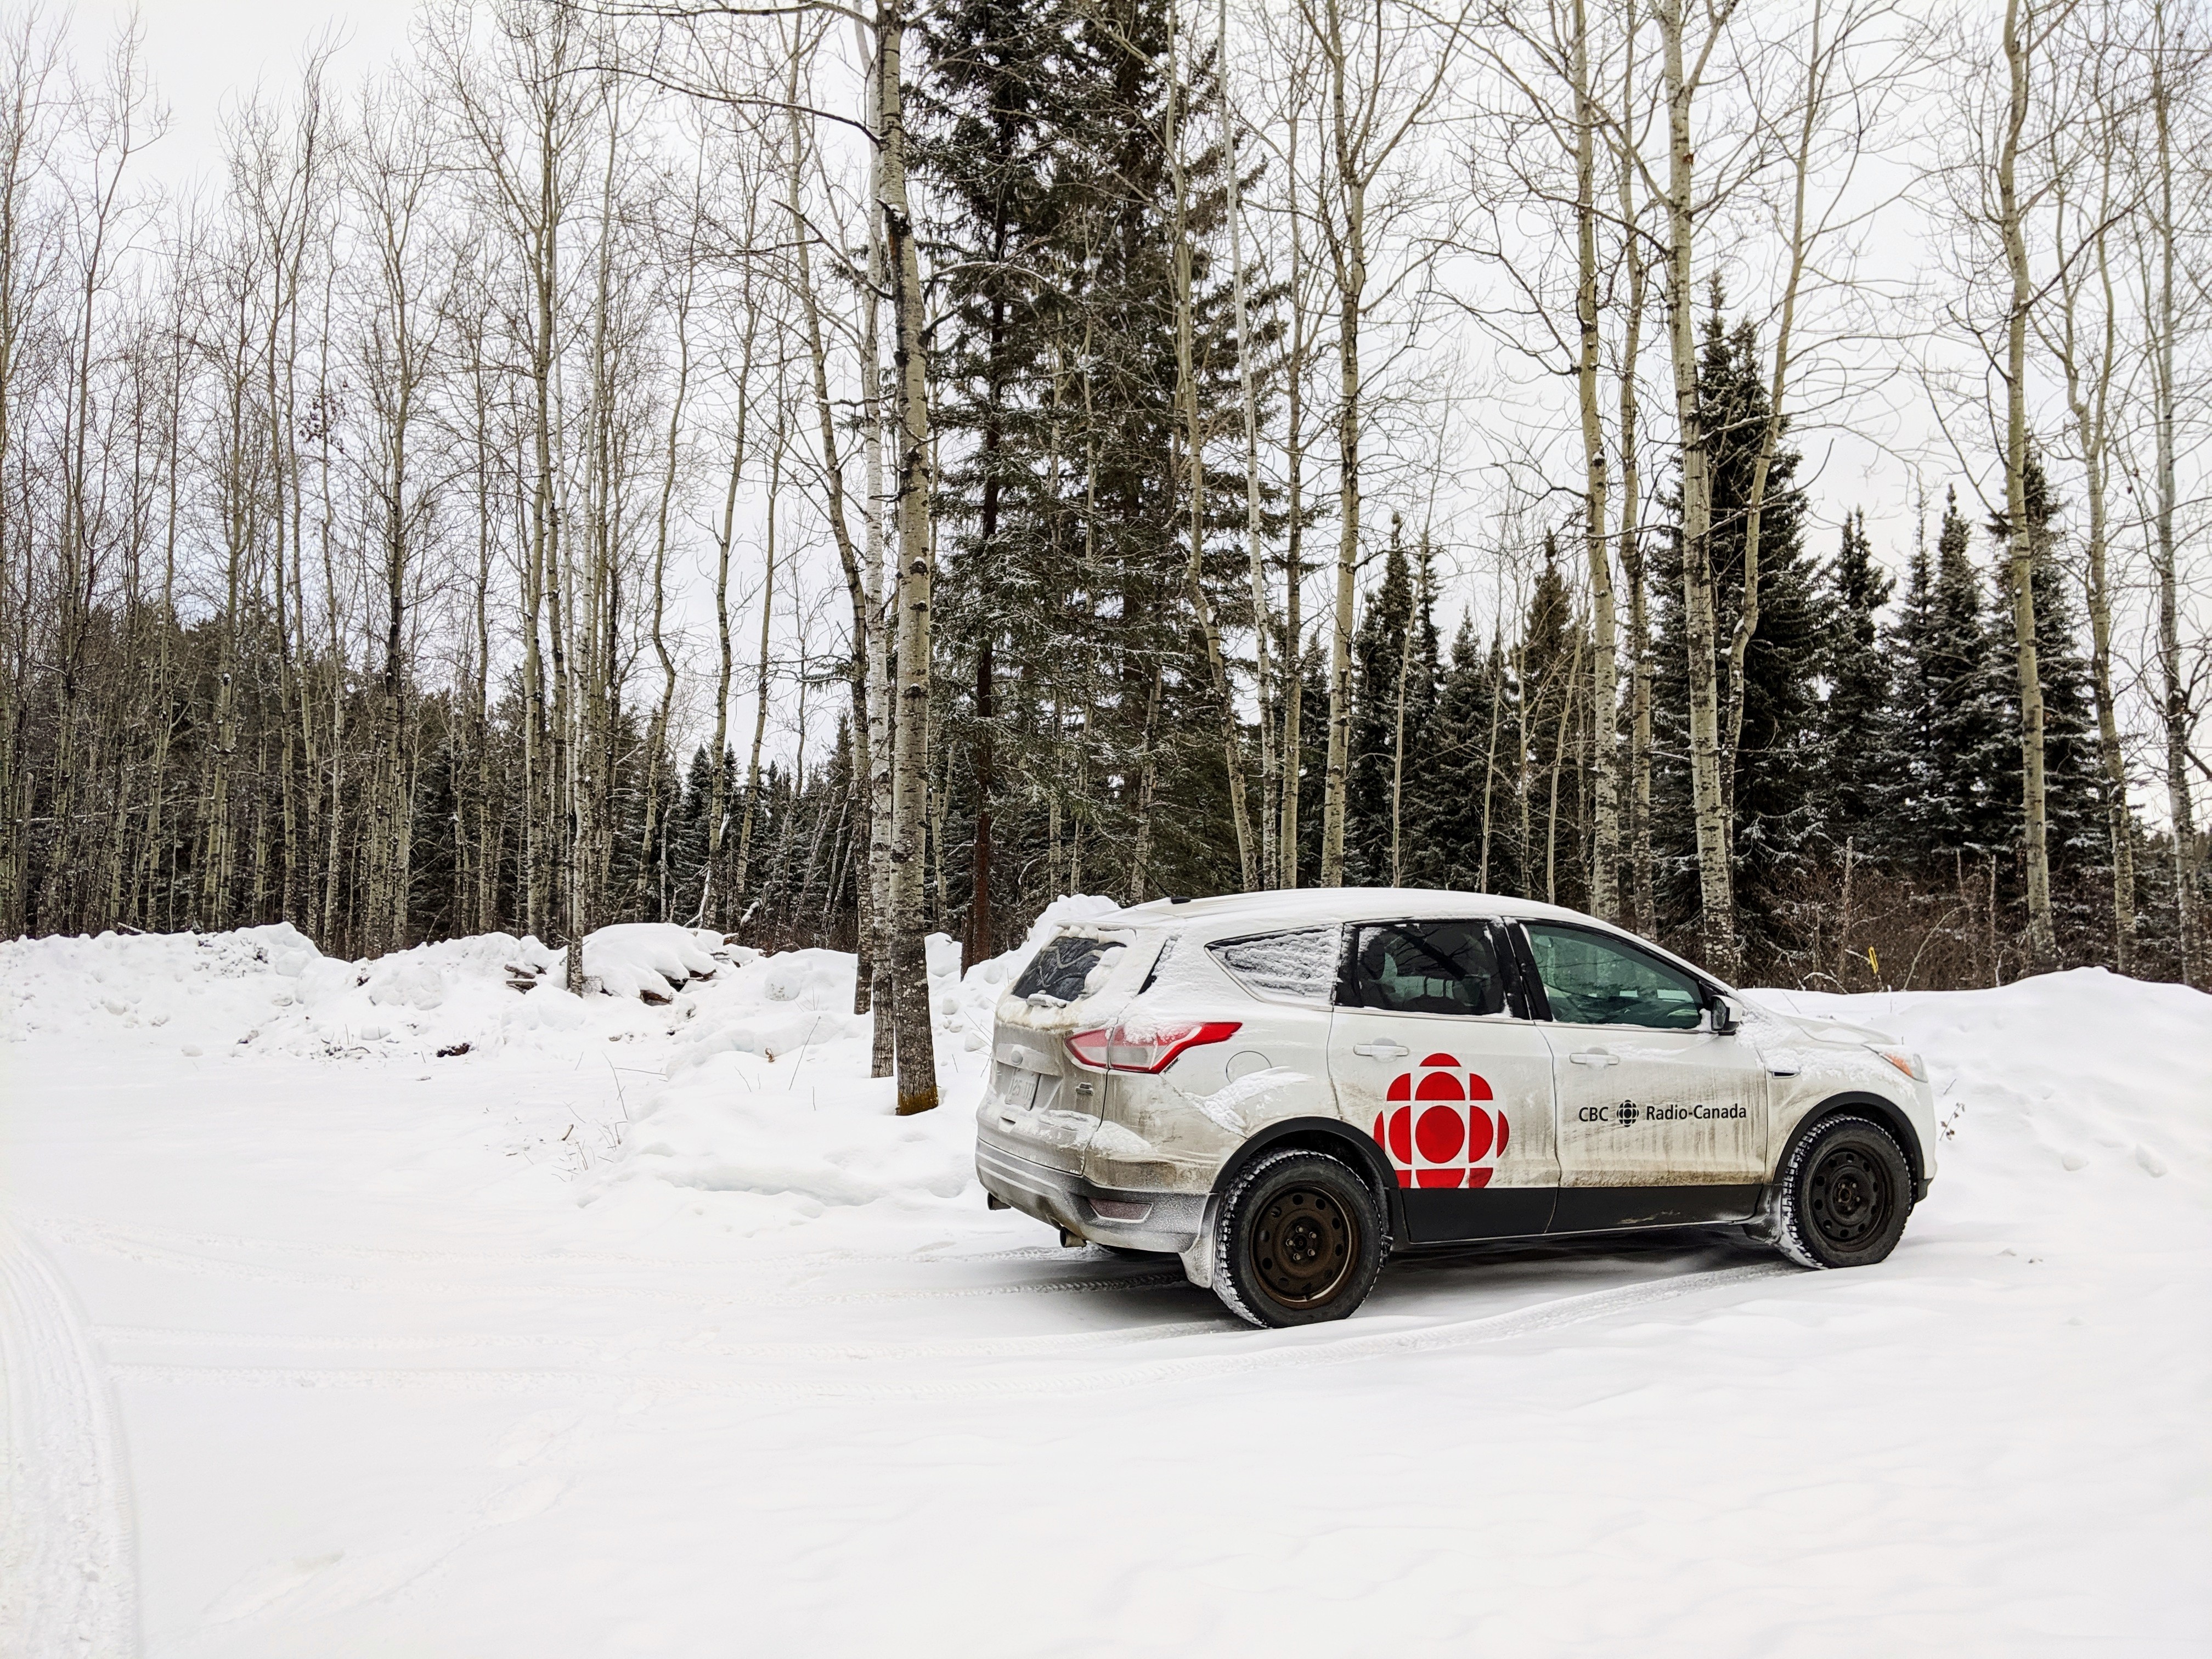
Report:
1710,994,1742,1035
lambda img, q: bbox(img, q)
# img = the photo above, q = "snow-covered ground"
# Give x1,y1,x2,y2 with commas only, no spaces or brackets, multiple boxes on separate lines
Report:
2,912,2207,1658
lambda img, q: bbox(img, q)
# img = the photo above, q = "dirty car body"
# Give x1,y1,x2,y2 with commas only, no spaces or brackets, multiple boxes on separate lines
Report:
974,889,1938,1325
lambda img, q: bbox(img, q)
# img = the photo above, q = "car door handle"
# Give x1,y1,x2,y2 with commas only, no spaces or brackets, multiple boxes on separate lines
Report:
1352,1040,1410,1059
1568,1048,1620,1067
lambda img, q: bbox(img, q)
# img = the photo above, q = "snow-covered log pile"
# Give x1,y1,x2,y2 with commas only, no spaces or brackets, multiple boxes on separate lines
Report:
0,921,755,1059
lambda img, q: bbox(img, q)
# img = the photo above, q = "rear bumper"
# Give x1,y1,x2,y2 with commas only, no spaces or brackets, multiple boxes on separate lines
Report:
975,1132,1207,1254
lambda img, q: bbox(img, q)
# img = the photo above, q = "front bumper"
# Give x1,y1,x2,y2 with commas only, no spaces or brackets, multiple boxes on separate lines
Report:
975,1130,1207,1253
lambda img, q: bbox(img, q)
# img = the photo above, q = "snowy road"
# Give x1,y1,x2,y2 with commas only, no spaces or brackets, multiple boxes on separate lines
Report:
3,930,2209,1657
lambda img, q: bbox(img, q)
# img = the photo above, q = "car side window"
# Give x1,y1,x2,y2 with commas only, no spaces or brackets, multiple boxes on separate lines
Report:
1522,923,1706,1030
1346,921,1508,1017
1206,928,1340,1005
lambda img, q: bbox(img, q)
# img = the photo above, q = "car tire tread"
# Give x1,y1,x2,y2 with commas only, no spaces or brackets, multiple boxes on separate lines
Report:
1210,1148,1385,1328
1773,1113,1913,1270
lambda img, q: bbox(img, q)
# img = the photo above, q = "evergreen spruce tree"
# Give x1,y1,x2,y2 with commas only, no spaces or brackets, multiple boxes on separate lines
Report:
1813,509,1898,850
919,0,1267,915
1409,617,1510,891
1514,536,1583,906
1891,488,2010,868
1347,518,1438,882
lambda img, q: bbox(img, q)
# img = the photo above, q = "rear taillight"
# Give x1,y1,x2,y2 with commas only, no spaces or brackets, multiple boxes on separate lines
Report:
1065,1020,1241,1074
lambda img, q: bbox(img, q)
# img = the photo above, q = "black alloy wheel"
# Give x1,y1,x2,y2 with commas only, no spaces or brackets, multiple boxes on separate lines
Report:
1211,1149,1385,1328
1774,1114,1913,1269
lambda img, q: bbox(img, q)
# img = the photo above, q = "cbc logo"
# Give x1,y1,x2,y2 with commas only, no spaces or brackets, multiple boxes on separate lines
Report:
1370,1052,1510,1190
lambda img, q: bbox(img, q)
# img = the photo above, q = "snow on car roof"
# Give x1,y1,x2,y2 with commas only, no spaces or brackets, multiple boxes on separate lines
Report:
1099,887,1600,931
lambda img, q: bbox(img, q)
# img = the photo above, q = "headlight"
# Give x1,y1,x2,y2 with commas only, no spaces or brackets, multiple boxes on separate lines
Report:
1871,1046,1926,1082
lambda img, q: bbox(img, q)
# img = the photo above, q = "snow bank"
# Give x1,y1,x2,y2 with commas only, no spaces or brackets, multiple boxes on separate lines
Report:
0,919,741,1060
20,901,2195,1245
1751,968,2212,1198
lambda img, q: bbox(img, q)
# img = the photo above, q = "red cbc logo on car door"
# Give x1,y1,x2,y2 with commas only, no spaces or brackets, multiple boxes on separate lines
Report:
1371,1052,1509,1189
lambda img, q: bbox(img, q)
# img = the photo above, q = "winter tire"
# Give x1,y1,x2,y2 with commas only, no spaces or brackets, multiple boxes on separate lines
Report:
1210,1149,1385,1328
1772,1114,1912,1269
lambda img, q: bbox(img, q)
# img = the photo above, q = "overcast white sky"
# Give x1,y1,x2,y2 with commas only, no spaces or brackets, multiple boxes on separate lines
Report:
92,0,413,181
56,0,2204,807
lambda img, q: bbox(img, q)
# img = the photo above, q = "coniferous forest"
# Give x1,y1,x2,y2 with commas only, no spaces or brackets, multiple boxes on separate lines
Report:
1,0,2205,1109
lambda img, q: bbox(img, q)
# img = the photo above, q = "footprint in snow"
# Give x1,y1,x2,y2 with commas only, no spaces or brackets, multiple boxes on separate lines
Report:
485,1474,569,1523
496,1407,584,1468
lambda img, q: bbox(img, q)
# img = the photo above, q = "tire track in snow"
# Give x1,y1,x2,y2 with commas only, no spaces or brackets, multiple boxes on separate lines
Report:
37,1221,1178,1308
24,1214,1077,1274
0,1220,140,1659
93,1314,1233,1366
104,1261,1795,1404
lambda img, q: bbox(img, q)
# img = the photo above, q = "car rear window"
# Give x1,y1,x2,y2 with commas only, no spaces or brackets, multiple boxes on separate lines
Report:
1206,928,1341,1005
1013,933,1126,1004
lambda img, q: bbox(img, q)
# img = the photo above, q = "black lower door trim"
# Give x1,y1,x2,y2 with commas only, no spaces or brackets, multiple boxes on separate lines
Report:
1549,1184,1763,1233
1401,1187,1557,1243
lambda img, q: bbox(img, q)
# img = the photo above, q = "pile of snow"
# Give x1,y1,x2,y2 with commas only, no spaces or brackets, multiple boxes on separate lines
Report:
590,894,1127,1218
1749,967,2210,1199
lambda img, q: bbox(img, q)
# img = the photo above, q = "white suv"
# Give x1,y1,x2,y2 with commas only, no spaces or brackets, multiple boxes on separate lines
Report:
975,889,1937,1327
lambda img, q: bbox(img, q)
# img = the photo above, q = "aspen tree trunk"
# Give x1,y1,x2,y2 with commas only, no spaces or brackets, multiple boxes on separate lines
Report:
876,0,940,1113
636,202,697,920
361,113,429,958
1318,0,1363,888
1280,97,1308,888
1222,0,1276,889
784,66,879,998
1616,10,1655,935
1389,541,1418,884
1547,628,1585,906
1998,0,2057,972
137,294,187,932
319,362,346,944
856,32,896,1074
1479,634,1502,889
1128,667,1166,901
2145,2,2194,985
1076,321,1102,901
578,86,623,940
1657,0,1736,975
1571,0,1618,923
1721,0,1820,837
1516,622,1534,898
2049,93,2133,970
470,342,496,933
734,421,781,919
1166,0,1255,890
0,21,44,937
705,404,749,928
